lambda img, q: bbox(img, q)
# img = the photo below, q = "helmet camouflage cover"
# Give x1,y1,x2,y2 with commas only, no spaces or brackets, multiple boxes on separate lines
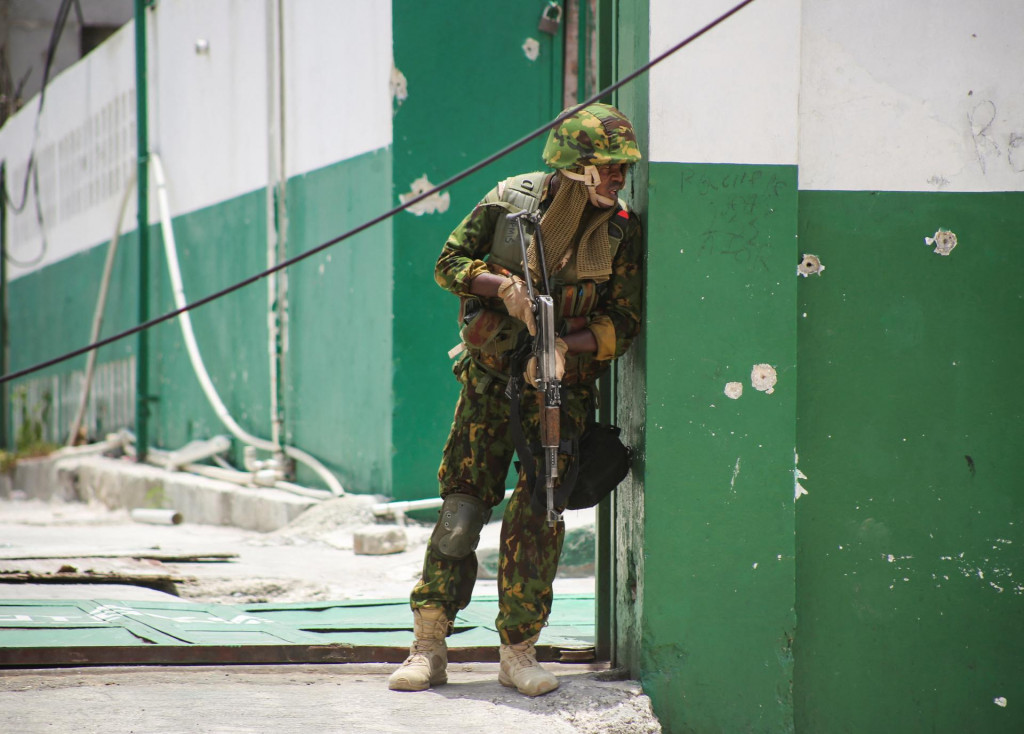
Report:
542,103,642,170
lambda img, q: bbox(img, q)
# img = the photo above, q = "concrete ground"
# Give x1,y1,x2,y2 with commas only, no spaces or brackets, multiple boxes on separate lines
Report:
0,465,662,733
1,663,659,734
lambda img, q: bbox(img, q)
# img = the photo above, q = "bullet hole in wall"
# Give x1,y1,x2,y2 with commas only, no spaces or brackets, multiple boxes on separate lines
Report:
797,254,825,277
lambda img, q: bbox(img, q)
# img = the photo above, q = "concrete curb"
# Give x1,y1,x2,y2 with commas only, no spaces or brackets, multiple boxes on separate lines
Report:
0,455,599,558
1,455,314,533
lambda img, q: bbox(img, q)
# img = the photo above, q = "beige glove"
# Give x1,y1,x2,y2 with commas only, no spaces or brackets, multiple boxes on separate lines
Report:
497,275,537,336
525,337,569,388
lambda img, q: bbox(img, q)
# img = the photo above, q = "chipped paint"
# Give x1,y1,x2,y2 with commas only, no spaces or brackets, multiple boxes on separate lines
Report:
390,65,408,113
751,363,777,395
995,697,1008,708
522,38,540,61
399,174,451,216
797,254,825,277
724,381,743,399
794,450,808,501
794,468,808,501
730,458,741,493
934,548,1022,595
924,228,957,256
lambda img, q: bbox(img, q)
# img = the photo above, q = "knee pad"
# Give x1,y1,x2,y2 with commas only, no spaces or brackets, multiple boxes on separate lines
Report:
431,493,492,560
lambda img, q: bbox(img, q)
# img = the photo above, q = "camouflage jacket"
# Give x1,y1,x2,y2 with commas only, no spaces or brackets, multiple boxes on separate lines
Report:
435,172,644,386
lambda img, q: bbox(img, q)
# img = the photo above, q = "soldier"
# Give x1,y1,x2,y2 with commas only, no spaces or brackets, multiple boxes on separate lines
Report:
388,103,644,697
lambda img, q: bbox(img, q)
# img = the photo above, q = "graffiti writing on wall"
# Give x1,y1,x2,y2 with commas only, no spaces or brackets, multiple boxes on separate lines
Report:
968,99,1024,175
680,168,790,272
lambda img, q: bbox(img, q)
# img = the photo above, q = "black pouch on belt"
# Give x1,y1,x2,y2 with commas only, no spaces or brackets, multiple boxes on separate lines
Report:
566,423,632,510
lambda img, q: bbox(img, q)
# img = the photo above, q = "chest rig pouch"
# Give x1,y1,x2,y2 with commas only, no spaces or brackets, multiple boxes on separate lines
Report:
460,172,627,348
486,173,546,273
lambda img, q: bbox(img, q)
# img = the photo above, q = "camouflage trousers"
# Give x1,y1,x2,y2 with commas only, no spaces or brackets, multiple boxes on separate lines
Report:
410,357,592,645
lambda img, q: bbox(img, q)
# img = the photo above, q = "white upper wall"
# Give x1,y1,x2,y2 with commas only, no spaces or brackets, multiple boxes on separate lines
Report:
1,22,137,279
649,0,801,166
800,0,1024,192
0,0,393,279
283,1,392,178
147,0,269,217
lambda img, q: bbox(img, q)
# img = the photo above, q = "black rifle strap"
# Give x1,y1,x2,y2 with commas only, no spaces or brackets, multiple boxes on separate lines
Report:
506,345,538,496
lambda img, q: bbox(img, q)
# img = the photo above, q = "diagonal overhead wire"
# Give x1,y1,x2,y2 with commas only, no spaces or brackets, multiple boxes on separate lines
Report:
0,0,758,385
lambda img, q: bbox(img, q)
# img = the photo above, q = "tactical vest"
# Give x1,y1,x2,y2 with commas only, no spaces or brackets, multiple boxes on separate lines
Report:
483,172,629,280
455,172,631,380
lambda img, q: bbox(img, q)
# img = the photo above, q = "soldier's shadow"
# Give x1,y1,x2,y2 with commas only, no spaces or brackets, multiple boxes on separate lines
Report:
428,667,628,714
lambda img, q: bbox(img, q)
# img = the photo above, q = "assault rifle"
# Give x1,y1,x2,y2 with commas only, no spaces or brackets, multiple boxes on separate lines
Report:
507,210,562,527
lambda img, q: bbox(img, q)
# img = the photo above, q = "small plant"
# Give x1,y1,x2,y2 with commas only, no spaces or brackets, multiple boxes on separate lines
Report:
144,484,166,508
8,387,58,465
0,450,16,474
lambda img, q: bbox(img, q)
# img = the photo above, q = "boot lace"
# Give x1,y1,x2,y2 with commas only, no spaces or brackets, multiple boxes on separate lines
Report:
505,639,539,670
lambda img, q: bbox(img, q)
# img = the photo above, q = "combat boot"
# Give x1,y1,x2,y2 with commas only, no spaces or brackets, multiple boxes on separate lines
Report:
498,633,559,696
387,606,449,691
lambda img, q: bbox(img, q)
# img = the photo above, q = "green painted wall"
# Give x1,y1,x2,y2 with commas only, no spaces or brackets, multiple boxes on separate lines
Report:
148,149,393,492
7,149,393,494
9,241,138,381
146,187,272,454
644,162,798,732
7,231,139,440
283,150,393,492
794,190,1024,733
389,1,563,500
608,0,649,679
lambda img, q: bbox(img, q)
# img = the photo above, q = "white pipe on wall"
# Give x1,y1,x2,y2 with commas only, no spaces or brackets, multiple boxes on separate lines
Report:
149,152,344,496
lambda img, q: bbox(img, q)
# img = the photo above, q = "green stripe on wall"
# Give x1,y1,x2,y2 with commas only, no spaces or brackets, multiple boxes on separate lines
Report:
608,0,650,680
9,234,139,380
795,190,1024,733
644,161,798,732
7,148,393,494
279,148,393,492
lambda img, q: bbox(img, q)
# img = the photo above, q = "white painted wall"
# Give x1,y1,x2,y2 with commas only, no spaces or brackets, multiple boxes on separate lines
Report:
147,0,269,223
648,0,801,166
799,0,1024,192
0,0,393,279
2,22,137,279
283,0,392,178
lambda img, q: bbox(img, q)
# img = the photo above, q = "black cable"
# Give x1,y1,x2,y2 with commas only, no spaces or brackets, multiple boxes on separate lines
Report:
0,0,758,385
3,167,48,267
1,0,74,254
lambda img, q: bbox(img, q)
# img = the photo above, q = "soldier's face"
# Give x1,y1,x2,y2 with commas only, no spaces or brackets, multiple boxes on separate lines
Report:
594,164,628,206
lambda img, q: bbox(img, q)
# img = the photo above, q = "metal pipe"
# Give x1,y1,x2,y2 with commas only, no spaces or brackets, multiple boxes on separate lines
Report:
130,508,182,525
265,0,288,452
148,435,232,471
372,489,514,518
133,0,150,462
53,433,125,458
66,172,137,446
180,463,331,501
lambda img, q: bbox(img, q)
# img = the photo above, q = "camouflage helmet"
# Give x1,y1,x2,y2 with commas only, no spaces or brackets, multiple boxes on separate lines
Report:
542,103,642,170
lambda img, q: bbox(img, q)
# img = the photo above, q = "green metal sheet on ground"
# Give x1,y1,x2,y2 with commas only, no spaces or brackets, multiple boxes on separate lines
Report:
0,595,594,667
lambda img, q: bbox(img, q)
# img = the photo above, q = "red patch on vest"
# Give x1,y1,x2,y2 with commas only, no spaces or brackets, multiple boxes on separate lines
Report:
617,210,629,219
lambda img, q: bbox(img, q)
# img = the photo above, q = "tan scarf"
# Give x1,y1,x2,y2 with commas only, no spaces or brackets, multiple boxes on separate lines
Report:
526,173,615,283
